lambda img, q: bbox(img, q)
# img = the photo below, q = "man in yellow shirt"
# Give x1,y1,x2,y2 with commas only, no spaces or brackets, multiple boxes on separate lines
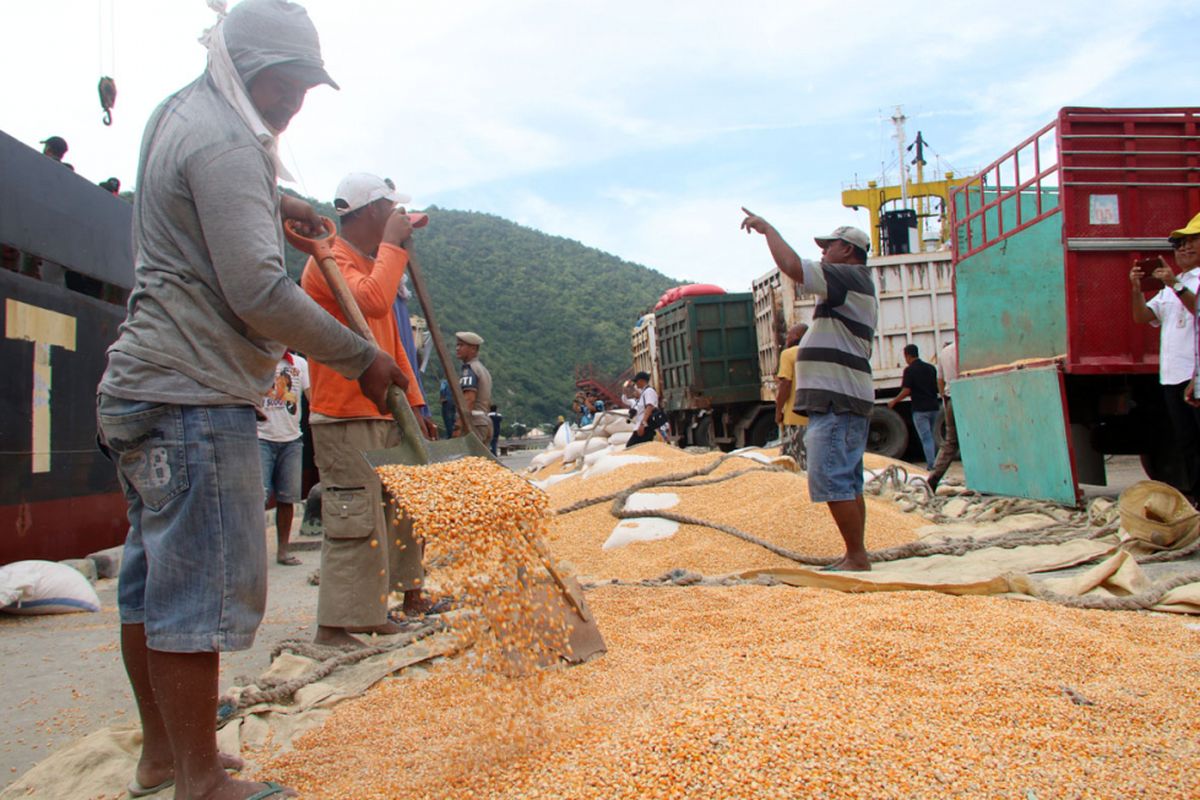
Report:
775,323,809,468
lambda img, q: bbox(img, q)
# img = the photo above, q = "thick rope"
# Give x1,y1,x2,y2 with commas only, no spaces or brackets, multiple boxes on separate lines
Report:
220,620,445,712
1028,572,1200,610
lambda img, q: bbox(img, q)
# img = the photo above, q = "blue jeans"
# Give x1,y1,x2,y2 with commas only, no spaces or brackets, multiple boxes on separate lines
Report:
97,395,266,652
804,410,869,503
911,409,939,470
259,437,303,503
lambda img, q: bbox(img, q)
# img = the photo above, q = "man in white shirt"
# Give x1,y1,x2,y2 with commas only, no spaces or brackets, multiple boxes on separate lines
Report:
1131,215,1200,497
258,352,311,565
622,371,661,448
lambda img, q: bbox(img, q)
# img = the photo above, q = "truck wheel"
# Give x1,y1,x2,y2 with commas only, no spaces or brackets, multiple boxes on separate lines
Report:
1139,447,1186,487
691,416,714,448
748,412,778,448
868,406,908,459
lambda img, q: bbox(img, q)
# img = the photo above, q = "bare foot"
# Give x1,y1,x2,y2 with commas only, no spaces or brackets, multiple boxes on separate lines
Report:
313,626,367,649
345,620,402,635
134,751,244,793
276,554,302,566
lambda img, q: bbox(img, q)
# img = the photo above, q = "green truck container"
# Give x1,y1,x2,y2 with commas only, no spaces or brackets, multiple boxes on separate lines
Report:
654,293,772,447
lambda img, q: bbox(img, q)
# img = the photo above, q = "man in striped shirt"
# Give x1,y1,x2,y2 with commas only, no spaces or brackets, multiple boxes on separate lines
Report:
742,210,877,571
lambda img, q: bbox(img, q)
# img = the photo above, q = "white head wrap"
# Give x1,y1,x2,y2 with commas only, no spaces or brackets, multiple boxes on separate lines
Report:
198,0,339,182
200,5,294,181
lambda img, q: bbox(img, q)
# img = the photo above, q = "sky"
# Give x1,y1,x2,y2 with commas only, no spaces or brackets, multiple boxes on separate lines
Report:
2,0,1195,289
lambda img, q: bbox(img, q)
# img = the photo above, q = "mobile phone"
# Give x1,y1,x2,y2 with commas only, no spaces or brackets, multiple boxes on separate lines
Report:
1135,257,1167,292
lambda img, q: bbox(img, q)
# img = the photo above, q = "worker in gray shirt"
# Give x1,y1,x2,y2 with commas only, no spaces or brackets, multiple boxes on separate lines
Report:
95,3,405,798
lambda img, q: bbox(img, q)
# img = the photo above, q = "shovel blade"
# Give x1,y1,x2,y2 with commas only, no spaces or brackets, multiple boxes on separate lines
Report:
365,431,498,469
488,575,604,669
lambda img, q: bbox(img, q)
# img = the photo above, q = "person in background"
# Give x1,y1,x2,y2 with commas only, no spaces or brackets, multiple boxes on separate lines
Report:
302,171,439,648
741,209,877,572
94,2,392,797
455,331,494,442
40,136,74,171
1137,211,1200,499
100,177,121,195
579,396,595,427
622,371,661,448
888,343,939,470
488,404,503,455
775,322,809,468
927,340,959,492
439,378,457,440
258,351,310,566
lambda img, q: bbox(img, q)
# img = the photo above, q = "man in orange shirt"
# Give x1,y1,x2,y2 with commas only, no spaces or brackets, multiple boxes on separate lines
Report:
302,173,439,648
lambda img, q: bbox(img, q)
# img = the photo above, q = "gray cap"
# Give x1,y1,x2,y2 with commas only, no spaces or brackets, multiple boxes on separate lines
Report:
224,0,339,90
814,225,871,253
456,331,484,346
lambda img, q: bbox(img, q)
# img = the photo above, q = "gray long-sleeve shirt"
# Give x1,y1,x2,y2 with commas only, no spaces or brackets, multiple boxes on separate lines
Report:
100,74,375,406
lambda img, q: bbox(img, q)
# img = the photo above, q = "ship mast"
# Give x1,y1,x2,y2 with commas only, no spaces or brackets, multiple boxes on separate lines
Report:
892,106,909,207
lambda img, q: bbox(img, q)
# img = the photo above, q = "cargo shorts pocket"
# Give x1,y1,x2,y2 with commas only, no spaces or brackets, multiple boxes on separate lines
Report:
322,487,375,540
97,399,190,512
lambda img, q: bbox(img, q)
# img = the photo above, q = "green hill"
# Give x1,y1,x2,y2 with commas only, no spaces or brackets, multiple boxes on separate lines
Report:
283,193,679,431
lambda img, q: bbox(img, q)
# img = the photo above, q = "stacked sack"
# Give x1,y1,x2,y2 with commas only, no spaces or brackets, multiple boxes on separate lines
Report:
528,411,639,472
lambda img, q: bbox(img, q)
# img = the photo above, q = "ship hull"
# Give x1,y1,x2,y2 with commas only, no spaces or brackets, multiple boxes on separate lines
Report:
1,269,129,563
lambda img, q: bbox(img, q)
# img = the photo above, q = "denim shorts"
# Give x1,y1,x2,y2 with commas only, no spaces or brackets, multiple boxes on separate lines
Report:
804,409,869,503
259,437,303,503
97,394,266,652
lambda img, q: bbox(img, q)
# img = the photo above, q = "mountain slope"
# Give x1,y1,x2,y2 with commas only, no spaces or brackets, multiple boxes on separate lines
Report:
283,198,678,429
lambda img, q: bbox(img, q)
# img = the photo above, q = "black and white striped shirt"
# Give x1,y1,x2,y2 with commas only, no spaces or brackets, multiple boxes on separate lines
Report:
793,259,878,417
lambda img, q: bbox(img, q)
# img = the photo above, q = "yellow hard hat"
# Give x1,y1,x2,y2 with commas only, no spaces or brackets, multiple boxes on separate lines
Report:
1169,211,1200,240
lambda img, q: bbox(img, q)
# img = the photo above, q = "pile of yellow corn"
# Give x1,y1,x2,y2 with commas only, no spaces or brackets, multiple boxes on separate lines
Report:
543,443,926,581
377,457,568,675
262,585,1200,798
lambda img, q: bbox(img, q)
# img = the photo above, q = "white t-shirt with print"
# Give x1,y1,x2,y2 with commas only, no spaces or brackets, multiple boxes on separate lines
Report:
1146,268,1200,385
258,355,310,442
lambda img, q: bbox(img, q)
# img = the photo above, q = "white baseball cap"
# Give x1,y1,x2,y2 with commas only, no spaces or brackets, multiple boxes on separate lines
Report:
332,173,411,216
814,225,871,253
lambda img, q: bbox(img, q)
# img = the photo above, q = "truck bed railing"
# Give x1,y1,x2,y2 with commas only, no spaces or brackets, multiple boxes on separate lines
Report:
950,119,1061,261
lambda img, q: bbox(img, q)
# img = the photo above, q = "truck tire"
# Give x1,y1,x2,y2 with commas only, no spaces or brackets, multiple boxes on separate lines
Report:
747,412,778,448
868,406,908,459
691,416,714,449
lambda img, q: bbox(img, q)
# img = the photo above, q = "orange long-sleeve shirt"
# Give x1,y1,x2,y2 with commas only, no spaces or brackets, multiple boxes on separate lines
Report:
301,240,425,419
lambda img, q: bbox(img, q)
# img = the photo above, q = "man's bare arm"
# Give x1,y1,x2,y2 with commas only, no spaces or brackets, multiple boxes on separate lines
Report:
741,207,804,285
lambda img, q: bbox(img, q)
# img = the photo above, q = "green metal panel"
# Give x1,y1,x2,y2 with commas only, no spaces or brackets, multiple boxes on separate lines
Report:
953,365,1079,504
954,190,1066,373
655,293,760,411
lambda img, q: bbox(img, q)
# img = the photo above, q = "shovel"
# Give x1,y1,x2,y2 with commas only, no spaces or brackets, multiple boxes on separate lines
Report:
283,216,605,665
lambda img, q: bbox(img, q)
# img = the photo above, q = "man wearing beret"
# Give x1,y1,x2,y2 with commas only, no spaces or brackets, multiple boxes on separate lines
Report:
455,331,494,443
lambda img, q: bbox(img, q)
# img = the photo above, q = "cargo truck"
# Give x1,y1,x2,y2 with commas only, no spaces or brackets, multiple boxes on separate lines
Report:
949,106,1200,504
